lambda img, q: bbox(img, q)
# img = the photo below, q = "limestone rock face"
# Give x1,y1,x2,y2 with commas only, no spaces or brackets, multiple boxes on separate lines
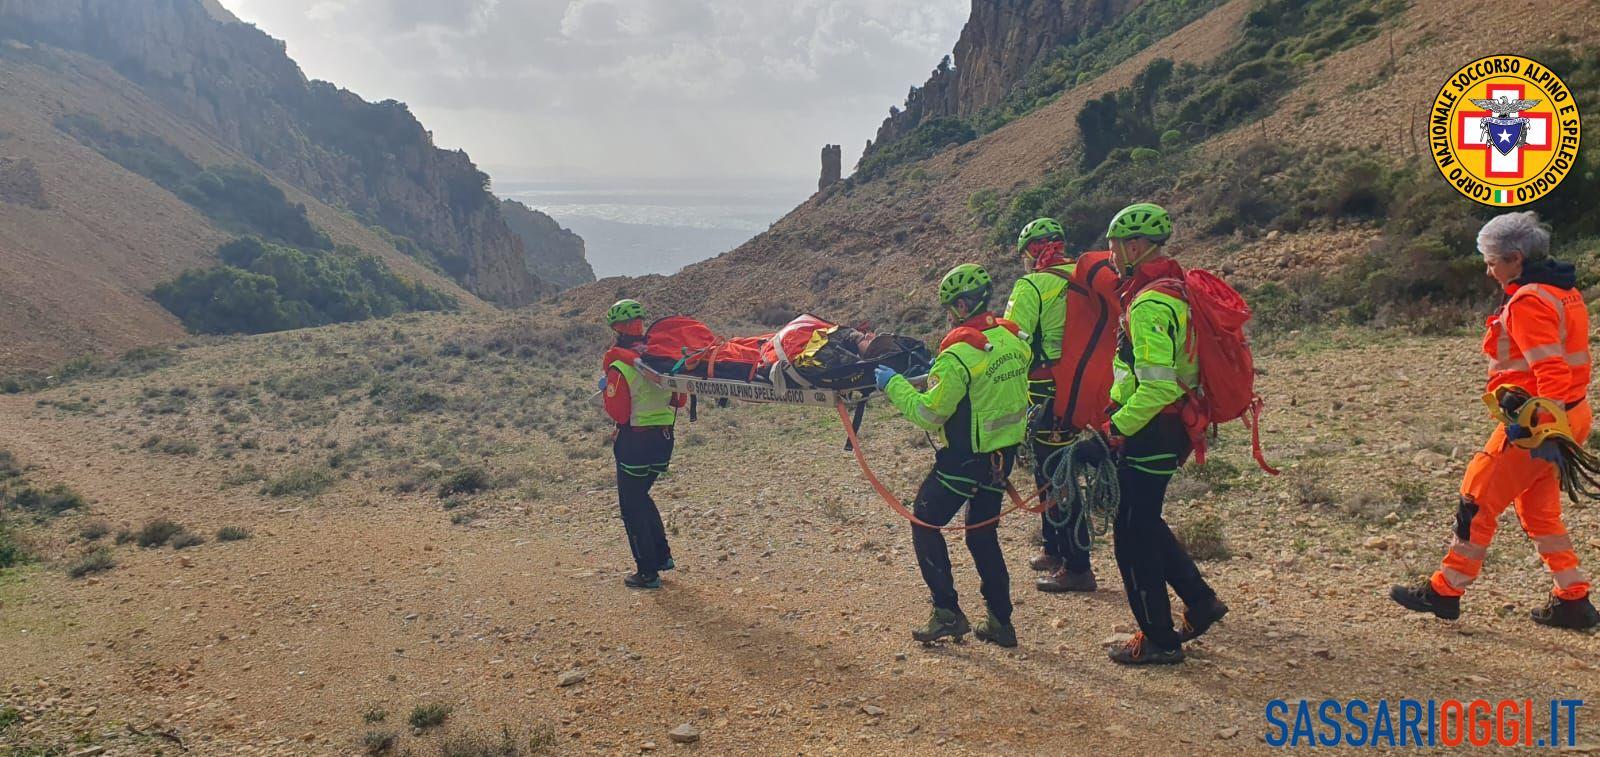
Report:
0,0,548,306
818,145,842,192
860,0,1143,167
500,199,594,291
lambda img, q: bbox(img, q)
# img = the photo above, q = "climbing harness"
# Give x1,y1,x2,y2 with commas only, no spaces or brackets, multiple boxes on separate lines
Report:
1483,386,1600,502
1037,429,1122,553
835,402,1046,532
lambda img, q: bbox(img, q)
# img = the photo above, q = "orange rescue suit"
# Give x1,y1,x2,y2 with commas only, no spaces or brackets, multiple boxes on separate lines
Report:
1433,267,1593,601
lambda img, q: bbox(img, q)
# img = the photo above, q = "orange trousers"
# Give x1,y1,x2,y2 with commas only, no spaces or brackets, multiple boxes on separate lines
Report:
1432,402,1591,600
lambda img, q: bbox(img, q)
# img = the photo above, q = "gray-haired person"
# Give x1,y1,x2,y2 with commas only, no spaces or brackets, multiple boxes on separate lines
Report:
1391,211,1599,630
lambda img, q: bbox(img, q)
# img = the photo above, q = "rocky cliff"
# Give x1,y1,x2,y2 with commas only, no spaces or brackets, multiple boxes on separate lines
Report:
0,0,547,306
499,199,594,291
861,0,1143,166
818,144,842,192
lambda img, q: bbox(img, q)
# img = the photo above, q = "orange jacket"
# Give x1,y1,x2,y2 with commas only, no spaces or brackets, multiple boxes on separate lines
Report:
1484,264,1591,405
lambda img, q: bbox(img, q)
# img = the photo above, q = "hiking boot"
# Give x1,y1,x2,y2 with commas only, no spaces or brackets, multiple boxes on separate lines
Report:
1108,632,1184,666
1530,594,1600,630
1036,566,1097,593
623,572,661,590
973,613,1018,648
1179,596,1229,642
1029,550,1063,572
1389,580,1460,620
910,608,970,643
658,557,676,572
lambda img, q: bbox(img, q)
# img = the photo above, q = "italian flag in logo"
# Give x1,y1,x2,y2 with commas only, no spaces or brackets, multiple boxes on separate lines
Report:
1493,188,1515,204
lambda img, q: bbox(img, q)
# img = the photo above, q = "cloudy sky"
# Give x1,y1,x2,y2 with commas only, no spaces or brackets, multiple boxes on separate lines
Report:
222,0,969,182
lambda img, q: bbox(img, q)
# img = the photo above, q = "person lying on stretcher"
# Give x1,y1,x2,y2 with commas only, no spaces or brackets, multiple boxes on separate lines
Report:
634,313,932,390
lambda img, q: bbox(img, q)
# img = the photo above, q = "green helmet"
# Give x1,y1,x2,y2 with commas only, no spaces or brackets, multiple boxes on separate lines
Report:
938,263,993,309
1016,217,1065,252
605,299,646,325
1106,203,1172,243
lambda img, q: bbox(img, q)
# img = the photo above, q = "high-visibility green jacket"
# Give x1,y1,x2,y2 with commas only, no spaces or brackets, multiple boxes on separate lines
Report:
1004,265,1074,366
886,318,1031,456
608,359,676,427
1110,288,1198,436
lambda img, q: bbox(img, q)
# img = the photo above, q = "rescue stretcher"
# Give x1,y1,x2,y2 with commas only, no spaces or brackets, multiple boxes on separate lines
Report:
615,312,932,414
632,359,929,447
633,360,928,408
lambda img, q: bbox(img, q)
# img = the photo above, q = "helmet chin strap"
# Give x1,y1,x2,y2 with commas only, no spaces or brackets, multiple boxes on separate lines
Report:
1121,242,1162,271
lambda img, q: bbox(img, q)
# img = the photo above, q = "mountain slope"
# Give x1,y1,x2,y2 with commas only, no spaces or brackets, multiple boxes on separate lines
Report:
0,25,492,371
861,0,1149,165
558,0,1593,332
557,0,1252,325
0,0,552,307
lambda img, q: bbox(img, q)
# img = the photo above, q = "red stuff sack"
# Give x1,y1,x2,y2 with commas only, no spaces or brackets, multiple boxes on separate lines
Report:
1049,251,1123,431
1143,270,1277,474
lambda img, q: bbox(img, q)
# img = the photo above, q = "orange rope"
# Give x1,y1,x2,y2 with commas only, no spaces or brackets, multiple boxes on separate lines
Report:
835,402,1045,532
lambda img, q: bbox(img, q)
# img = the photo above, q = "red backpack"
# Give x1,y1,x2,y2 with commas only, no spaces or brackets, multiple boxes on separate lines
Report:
1047,251,1123,431
1142,270,1278,474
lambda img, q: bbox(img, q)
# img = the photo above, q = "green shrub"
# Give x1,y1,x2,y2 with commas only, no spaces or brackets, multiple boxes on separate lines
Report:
136,518,186,548
0,348,176,395
972,0,1223,135
1070,0,1402,173
79,520,111,541
438,467,492,497
362,730,396,755
7,484,86,519
408,703,451,730
142,435,200,456
844,0,1223,179
153,238,457,336
0,450,21,480
57,115,330,248
0,524,29,570
967,188,1002,227
67,548,116,578
1130,147,1162,163
216,526,252,542
177,166,331,249
261,466,335,498
438,724,558,757
752,302,798,327
855,117,976,181
1173,514,1231,561
172,533,206,550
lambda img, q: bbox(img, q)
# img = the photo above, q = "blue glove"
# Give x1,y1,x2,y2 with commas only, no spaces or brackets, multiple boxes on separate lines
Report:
1506,423,1531,442
873,365,898,391
1532,440,1564,465
598,375,608,391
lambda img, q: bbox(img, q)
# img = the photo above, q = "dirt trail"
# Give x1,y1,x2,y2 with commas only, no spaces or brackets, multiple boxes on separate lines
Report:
2,328,1599,754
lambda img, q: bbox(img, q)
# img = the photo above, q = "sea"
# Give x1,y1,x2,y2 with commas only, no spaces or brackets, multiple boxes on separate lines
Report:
497,177,812,279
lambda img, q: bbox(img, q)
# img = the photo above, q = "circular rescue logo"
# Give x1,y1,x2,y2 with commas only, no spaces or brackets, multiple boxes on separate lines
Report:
1430,55,1581,207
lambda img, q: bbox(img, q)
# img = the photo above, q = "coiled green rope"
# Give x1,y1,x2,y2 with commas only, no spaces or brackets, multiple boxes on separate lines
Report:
1037,430,1121,553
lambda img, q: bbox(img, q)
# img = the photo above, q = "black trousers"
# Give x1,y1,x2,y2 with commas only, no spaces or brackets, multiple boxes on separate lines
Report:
614,426,674,577
910,447,1016,623
1112,413,1214,649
